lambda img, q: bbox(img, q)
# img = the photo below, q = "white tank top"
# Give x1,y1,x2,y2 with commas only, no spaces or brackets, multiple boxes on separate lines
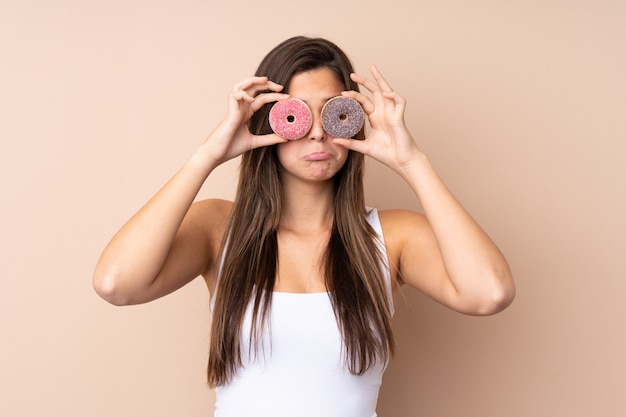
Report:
211,208,394,417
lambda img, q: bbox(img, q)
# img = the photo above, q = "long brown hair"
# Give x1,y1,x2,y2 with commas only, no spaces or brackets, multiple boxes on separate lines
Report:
207,36,394,387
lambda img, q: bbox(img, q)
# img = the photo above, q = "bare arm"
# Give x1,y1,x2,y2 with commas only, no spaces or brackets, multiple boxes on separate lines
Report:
92,77,288,305
336,65,515,315
380,170,515,316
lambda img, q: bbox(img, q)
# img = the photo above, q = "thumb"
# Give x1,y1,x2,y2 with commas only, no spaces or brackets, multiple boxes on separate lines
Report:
250,133,288,150
332,138,368,154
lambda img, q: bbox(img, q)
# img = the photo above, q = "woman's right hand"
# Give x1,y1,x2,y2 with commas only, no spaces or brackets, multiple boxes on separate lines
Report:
203,76,289,167
93,77,288,306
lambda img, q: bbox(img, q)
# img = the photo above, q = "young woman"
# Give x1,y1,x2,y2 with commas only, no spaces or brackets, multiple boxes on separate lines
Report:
93,36,515,417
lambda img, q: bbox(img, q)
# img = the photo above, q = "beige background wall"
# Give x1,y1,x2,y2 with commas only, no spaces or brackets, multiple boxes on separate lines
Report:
1,0,624,416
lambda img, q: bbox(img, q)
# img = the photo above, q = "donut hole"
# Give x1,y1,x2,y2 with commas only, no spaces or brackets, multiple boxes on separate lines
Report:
339,113,347,121
286,115,296,123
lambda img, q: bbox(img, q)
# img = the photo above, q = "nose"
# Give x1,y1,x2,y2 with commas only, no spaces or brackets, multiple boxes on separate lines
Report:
307,113,326,142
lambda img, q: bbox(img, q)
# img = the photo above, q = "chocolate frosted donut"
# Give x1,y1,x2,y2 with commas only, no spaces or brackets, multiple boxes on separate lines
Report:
269,98,312,140
321,97,364,138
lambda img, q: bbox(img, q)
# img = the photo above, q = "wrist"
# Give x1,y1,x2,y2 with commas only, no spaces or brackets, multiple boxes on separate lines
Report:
188,142,221,175
395,148,430,181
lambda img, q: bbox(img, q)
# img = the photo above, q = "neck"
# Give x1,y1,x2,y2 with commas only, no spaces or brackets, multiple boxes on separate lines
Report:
280,179,335,233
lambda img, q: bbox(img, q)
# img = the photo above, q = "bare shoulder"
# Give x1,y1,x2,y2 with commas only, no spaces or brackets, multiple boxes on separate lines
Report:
191,198,234,212
377,209,432,253
376,209,431,283
186,198,233,245
189,198,233,220
377,208,429,240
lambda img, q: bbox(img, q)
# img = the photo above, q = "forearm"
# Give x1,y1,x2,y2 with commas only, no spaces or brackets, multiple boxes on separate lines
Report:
345,66,514,313
92,76,289,305
93,144,217,304
399,152,515,313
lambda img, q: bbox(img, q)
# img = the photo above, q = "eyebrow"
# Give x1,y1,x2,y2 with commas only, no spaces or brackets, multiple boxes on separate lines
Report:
299,96,337,107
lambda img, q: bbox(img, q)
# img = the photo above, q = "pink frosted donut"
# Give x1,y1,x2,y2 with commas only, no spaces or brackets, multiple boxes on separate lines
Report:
269,98,312,140
321,97,364,138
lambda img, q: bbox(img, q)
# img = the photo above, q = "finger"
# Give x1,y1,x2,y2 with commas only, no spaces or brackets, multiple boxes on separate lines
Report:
341,90,375,114
230,90,255,103
247,81,284,98
233,77,284,94
232,76,267,91
250,92,290,112
382,91,406,114
265,80,284,92
370,64,394,94
250,133,288,149
350,72,380,95
348,73,393,115
331,137,369,154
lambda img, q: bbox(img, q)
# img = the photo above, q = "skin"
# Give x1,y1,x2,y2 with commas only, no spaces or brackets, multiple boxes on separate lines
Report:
93,65,515,315
274,68,348,292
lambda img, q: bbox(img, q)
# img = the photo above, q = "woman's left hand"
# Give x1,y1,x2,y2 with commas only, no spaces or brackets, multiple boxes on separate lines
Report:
333,65,422,176
340,67,514,316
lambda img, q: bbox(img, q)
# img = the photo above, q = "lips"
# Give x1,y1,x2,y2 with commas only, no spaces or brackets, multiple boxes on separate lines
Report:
303,151,333,161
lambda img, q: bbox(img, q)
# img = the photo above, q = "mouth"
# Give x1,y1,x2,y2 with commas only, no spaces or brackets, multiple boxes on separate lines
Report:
303,151,333,161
